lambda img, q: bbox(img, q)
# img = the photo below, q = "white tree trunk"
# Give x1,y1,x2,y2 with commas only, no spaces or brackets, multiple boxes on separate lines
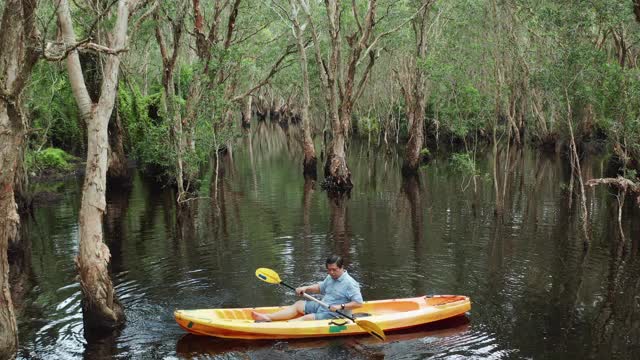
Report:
290,0,317,176
57,0,133,332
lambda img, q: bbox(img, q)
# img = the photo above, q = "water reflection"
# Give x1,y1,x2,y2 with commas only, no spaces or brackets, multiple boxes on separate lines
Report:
175,316,470,359
14,122,640,359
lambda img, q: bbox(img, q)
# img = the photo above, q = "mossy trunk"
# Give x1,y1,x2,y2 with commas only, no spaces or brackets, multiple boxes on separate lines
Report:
324,131,352,191
241,95,252,129
0,0,39,356
0,103,21,360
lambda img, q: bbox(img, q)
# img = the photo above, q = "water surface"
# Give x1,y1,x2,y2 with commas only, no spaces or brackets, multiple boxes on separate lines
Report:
16,122,640,359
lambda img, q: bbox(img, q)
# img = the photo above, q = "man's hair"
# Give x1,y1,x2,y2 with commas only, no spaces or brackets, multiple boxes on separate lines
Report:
326,254,344,268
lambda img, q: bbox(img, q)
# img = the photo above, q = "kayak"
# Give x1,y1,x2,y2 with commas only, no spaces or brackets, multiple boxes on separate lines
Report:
174,295,470,340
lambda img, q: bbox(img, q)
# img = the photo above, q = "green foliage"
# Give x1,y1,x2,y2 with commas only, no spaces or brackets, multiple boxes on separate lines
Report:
623,168,638,182
357,116,381,138
118,84,171,175
19,0,640,185
450,152,477,176
27,148,77,173
27,63,84,154
431,78,492,140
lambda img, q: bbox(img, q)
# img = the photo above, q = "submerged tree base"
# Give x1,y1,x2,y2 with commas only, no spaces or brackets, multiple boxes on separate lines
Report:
81,297,126,338
303,157,318,179
320,175,353,193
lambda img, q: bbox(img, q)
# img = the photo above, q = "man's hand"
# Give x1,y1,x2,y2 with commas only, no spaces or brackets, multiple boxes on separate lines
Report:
329,304,342,312
295,286,307,296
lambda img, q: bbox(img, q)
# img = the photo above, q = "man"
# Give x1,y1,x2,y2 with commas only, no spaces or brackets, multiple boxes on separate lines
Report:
252,255,363,321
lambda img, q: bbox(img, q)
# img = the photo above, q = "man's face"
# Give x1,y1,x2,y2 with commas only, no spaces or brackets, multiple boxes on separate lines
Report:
326,263,344,280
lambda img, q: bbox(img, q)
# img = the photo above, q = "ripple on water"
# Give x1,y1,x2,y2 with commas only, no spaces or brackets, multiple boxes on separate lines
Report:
382,328,514,360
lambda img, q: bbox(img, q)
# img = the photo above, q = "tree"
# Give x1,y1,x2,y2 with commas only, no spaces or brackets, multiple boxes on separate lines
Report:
299,0,379,191
154,0,189,200
290,0,318,177
270,0,318,176
56,0,141,334
399,0,436,175
0,0,39,357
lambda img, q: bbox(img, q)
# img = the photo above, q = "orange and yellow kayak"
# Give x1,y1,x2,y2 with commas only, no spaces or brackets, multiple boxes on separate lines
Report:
174,295,470,340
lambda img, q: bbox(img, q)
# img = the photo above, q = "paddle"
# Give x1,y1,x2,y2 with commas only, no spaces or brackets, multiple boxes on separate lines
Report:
255,267,386,341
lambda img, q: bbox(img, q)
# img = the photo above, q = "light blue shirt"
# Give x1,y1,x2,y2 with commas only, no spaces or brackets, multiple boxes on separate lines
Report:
318,271,363,317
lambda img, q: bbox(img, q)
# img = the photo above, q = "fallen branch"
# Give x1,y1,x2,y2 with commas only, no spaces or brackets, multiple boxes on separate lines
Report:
586,176,640,205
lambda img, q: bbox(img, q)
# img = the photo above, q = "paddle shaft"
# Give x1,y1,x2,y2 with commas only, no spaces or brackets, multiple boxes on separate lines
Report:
278,281,357,322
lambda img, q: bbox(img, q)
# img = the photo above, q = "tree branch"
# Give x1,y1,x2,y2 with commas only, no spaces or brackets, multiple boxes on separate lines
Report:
587,176,640,205
132,0,159,33
351,0,363,35
44,0,119,61
356,1,431,66
231,44,297,102
353,50,377,104
55,0,93,120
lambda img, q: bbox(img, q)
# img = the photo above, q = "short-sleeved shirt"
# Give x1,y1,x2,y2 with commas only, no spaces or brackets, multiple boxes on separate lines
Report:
304,271,363,320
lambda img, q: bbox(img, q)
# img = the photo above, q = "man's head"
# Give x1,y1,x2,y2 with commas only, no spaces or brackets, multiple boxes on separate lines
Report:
325,254,345,280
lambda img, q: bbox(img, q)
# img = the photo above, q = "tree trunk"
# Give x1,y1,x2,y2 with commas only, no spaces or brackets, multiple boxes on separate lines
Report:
0,0,39,357
400,1,434,175
78,49,129,183
155,5,187,200
403,108,424,174
490,0,504,216
290,0,317,177
0,103,21,360
565,90,590,246
241,95,252,129
325,130,352,190
304,0,378,191
107,107,130,183
57,0,132,334
319,0,353,190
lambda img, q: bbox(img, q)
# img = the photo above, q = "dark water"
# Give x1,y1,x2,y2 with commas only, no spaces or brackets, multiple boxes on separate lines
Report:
15,122,640,359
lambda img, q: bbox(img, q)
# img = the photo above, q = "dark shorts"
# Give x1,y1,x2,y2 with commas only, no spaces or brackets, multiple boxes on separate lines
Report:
304,301,340,320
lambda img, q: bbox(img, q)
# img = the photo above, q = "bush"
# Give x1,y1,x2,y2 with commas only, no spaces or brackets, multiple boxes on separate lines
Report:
450,152,476,174
27,147,77,173
357,116,381,138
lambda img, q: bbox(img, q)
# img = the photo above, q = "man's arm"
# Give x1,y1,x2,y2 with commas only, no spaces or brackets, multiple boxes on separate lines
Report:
329,283,364,312
329,301,362,312
296,283,321,296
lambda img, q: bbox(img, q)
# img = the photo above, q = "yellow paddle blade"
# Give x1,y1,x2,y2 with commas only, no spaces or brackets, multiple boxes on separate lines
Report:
355,319,386,341
255,268,282,284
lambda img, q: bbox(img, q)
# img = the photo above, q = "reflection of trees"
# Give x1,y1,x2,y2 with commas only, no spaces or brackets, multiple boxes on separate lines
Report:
328,194,351,263
589,203,640,358
493,143,521,216
522,153,550,233
9,217,33,315
253,120,301,164
245,131,258,194
401,174,424,294
210,154,229,239
82,328,120,359
176,202,197,243
495,152,640,358
302,176,315,239
209,151,249,242
104,183,131,274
